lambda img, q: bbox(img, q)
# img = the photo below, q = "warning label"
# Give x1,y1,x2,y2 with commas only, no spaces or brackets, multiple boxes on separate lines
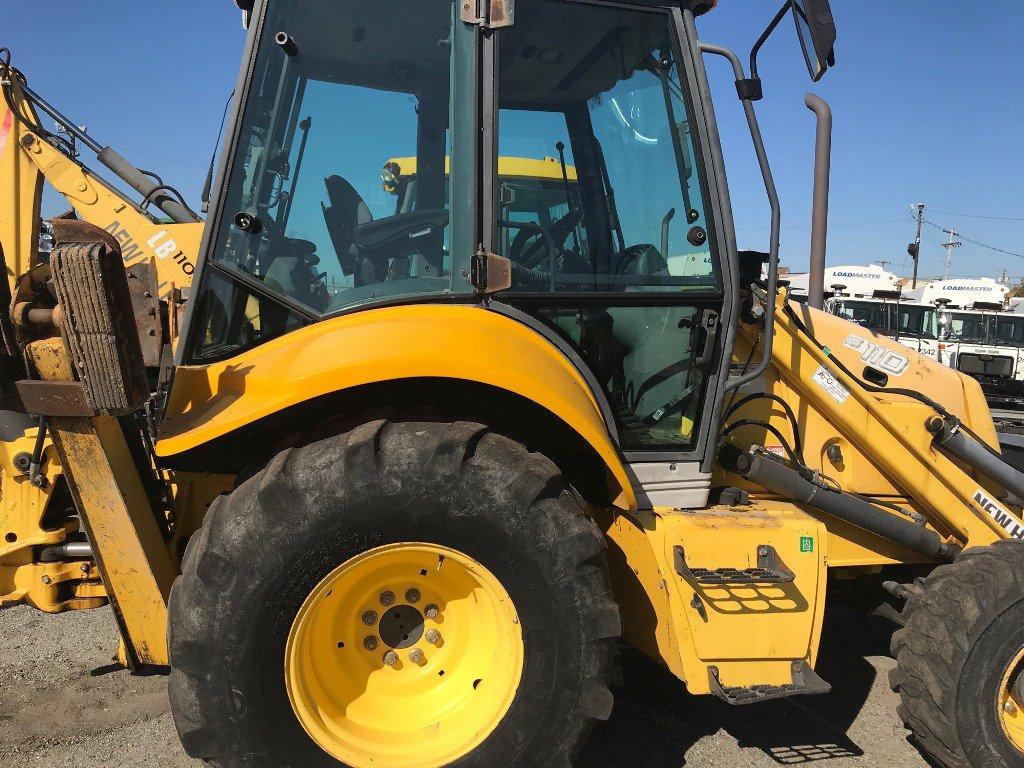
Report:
812,366,850,405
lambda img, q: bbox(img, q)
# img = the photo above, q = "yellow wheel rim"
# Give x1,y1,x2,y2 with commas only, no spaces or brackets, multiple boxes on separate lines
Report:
285,542,524,768
999,647,1024,753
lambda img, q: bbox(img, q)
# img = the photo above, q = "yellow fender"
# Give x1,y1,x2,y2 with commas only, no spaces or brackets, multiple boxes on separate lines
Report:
157,304,636,508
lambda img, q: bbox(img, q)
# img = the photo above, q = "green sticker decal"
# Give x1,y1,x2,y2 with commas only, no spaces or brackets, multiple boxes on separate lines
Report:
800,536,815,553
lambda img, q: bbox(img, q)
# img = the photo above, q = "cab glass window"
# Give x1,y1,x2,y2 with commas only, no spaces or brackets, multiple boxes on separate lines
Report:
206,0,459,325
521,302,711,451
996,317,1024,346
496,0,718,294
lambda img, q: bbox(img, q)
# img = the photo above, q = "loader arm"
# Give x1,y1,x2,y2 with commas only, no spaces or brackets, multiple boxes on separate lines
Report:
0,69,202,299
732,291,1017,550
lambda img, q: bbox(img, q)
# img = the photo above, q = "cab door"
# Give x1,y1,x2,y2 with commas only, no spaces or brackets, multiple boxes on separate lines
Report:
487,0,737,507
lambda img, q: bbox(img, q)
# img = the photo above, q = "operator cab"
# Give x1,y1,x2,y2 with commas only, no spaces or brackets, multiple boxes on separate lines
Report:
187,0,835,503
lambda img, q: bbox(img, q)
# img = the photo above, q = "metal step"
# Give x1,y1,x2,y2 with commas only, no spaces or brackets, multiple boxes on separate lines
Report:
708,661,831,705
674,544,795,585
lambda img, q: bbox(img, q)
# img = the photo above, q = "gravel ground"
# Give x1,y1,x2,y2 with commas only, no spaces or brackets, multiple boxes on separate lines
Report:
0,602,931,768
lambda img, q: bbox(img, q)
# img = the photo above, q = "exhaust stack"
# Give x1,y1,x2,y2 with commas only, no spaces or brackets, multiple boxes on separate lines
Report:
805,93,831,309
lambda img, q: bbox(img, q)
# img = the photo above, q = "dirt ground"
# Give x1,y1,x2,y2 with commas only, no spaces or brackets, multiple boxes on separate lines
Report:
0,602,932,768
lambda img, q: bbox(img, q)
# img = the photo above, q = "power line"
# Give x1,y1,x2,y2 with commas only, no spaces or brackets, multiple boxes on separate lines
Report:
736,217,910,232
928,208,1024,222
119,147,207,169
956,231,1024,259
923,220,1024,259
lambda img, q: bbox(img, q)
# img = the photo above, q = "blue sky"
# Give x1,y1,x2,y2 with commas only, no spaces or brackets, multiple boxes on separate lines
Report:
5,1,1022,280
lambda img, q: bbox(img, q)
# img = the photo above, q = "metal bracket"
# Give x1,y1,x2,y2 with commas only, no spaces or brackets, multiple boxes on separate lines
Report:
471,245,512,294
14,380,93,417
460,0,514,28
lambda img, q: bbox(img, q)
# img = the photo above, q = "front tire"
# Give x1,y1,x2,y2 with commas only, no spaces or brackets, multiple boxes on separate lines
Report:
168,414,620,768
891,539,1024,768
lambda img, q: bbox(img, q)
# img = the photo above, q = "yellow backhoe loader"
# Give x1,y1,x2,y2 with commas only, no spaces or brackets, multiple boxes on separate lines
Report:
3,2,1024,768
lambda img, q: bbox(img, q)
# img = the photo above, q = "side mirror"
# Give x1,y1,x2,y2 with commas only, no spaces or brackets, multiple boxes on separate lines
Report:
743,0,838,101
792,0,837,82
235,0,254,28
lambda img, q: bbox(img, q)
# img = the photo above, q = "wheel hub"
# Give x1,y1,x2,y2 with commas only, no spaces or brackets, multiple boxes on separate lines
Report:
378,604,424,649
285,542,524,768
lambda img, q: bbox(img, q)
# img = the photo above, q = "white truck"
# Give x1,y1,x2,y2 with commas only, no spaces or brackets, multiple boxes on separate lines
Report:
913,278,1024,424
788,263,900,300
942,306,1024,417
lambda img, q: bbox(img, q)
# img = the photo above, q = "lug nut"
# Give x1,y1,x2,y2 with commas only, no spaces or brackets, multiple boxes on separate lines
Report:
409,648,425,664
362,610,378,626
364,636,379,651
1006,700,1019,715
380,591,396,606
426,629,442,645
406,588,421,604
424,604,439,619
383,651,399,667
41,575,51,585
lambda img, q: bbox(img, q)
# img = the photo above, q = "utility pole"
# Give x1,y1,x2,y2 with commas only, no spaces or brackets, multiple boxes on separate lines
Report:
908,203,924,288
941,227,963,280
875,259,892,269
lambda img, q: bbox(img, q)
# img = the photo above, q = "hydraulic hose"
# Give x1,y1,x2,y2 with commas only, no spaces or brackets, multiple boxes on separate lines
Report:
720,444,958,562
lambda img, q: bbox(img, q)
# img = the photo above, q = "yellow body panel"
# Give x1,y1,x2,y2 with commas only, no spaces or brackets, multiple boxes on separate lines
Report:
0,426,105,612
599,501,828,694
157,304,636,508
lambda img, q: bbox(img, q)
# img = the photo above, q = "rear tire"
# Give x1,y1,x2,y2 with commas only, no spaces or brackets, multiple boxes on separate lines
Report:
168,414,620,767
891,539,1024,768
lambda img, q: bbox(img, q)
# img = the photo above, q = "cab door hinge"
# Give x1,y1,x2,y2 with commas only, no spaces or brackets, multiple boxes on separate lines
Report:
472,245,512,294
460,0,515,29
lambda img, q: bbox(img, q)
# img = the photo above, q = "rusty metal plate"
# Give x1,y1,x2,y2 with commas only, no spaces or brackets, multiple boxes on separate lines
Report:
125,259,163,367
459,0,514,27
489,0,514,27
15,380,92,417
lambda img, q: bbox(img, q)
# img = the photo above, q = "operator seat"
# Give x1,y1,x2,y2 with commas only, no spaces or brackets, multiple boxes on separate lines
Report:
321,175,372,280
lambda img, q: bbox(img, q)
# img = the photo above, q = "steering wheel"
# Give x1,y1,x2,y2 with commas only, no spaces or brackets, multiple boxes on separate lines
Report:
508,207,585,268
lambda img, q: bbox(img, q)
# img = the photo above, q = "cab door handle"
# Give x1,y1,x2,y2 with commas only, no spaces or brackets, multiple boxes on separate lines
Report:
695,309,720,367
